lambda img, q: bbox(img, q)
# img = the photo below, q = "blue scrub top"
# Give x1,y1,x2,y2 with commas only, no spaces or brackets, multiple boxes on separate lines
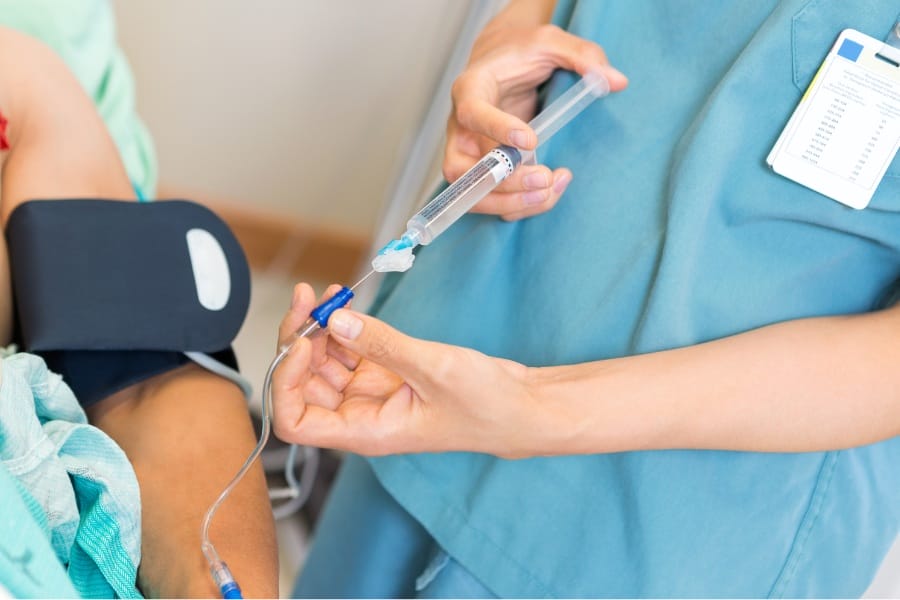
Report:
369,1,900,596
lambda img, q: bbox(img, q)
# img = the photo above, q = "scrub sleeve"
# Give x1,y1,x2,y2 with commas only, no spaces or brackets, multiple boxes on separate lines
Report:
298,1,900,597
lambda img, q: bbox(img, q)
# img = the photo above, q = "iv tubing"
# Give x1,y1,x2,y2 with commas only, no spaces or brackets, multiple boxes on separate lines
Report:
201,273,374,598
199,345,287,600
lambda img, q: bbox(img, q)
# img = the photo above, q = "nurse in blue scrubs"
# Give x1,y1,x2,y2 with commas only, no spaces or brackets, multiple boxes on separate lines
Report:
274,0,900,597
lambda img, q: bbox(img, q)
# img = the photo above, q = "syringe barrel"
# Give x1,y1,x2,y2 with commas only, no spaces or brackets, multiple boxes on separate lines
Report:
407,145,521,245
403,71,608,247
529,70,609,147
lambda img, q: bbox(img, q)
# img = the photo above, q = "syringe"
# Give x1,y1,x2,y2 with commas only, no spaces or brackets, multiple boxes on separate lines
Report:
201,70,610,599
379,70,610,255
296,70,611,333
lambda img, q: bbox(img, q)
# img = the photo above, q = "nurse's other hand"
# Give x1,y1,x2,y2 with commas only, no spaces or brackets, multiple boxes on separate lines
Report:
444,23,627,221
272,283,543,458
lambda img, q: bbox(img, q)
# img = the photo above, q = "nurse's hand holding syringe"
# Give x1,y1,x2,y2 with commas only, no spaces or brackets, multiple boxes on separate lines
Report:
374,70,611,259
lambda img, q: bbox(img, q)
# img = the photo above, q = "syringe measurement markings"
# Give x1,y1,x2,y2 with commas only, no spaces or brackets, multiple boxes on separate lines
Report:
417,156,499,222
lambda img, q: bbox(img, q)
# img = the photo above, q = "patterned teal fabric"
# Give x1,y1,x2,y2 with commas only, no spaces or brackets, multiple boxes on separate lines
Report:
0,353,142,598
0,465,78,598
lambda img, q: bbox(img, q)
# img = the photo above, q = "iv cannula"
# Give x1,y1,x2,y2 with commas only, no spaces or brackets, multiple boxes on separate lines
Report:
201,70,610,599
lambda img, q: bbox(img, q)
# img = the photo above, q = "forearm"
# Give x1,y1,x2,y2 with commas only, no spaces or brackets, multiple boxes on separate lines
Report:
87,365,278,598
533,304,900,455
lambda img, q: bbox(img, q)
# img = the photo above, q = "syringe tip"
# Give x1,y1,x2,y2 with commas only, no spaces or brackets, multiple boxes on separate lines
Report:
378,237,413,255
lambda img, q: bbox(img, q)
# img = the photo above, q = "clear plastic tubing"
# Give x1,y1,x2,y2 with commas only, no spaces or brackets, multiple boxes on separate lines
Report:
396,70,609,250
200,274,373,599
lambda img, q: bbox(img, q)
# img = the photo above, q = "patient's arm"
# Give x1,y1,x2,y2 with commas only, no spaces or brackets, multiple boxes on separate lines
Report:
0,27,277,597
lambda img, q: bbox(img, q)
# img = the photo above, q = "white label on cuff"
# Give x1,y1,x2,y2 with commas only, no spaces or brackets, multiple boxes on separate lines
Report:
186,228,231,311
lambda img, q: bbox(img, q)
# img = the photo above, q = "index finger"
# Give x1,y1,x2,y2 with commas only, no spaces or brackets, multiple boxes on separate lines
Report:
278,283,317,350
452,72,537,149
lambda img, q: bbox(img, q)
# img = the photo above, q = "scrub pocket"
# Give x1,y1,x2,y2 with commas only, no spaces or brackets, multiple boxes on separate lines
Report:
414,546,498,599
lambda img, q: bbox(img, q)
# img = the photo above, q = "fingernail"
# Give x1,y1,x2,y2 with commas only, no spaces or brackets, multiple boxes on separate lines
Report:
329,311,363,340
553,172,571,194
522,190,546,206
509,129,529,148
608,66,626,79
291,286,303,309
523,172,550,189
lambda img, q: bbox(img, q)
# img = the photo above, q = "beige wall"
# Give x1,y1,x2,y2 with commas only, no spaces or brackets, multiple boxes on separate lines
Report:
112,0,473,236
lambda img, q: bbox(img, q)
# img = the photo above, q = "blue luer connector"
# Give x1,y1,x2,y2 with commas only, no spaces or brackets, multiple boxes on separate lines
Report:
220,580,243,599
378,235,415,255
309,286,355,327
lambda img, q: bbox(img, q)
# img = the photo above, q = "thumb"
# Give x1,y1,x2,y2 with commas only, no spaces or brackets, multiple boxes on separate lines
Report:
327,309,435,384
594,64,628,93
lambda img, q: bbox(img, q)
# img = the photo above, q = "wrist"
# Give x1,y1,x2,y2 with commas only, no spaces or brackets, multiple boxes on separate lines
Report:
524,356,678,456
520,363,599,456
472,0,555,57
499,0,557,28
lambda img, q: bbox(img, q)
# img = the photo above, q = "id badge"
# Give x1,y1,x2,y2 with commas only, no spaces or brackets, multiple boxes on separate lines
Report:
767,29,900,209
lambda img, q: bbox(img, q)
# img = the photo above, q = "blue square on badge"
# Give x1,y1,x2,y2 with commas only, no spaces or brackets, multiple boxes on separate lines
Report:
837,38,863,61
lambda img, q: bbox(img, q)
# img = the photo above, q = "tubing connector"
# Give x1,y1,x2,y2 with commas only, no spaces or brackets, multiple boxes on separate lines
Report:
378,230,419,255
309,286,355,327
210,560,243,599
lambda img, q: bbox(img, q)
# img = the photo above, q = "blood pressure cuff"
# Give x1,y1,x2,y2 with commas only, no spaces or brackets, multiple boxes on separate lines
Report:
6,199,251,406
